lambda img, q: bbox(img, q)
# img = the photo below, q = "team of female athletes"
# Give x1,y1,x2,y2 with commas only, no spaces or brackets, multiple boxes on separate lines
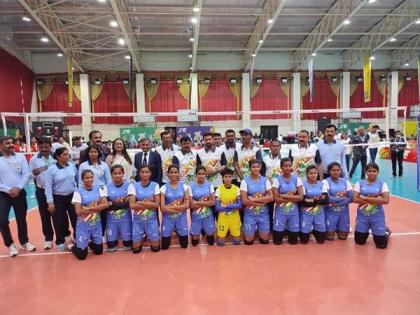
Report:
46,146,390,260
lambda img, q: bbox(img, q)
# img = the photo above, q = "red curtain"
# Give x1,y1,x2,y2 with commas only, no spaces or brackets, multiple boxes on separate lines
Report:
251,80,288,120
200,80,239,121
42,83,82,125
0,49,34,123
302,76,338,120
148,80,189,122
398,78,419,117
93,82,133,124
350,79,385,119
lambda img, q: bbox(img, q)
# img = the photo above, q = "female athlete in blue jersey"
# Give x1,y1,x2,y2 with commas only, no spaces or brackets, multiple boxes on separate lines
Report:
69,169,108,260
189,165,216,246
353,163,390,249
240,160,273,245
106,165,132,252
160,165,190,250
323,162,353,241
299,165,329,244
128,164,161,253
272,158,303,245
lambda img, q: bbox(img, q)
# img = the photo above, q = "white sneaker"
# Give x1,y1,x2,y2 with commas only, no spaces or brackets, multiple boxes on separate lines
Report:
44,241,53,250
22,242,36,252
57,244,66,251
9,243,19,257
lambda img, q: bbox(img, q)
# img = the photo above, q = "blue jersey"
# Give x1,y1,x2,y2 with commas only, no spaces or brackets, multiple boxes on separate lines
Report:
241,176,271,215
106,181,130,221
355,180,388,217
323,177,352,213
190,180,214,219
273,174,301,215
72,186,104,226
161,182,190,218
301,180,326,215
128,181,160,221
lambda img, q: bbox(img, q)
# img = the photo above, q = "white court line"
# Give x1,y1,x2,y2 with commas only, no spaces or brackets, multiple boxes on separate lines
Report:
390,194,420,205
1,231,420,259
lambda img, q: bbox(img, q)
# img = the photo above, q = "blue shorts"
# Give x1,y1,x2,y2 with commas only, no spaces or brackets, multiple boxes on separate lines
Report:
243,211,270,236
355,213,386,236
191,214,216,236
325,210,350,233
132,215,160,242
161,212,188,237
300,211,326,233
76,218,102,249
106,217,132,242
273,212,299,233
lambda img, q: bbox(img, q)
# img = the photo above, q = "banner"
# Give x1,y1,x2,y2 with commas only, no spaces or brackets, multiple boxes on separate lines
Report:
418,56,420,103
176,126,211,143
338,122,369,136
119,127,159,143
363,53,371,102
403,120,418,138
67,53,73,107
417,114,420,191
308,57,314,102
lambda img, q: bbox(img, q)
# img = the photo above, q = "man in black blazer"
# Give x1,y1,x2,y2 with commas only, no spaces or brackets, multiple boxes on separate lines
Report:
134,138,162,185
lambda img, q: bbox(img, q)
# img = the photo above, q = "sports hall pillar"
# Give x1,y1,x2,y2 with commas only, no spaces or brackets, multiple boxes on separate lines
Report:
292,72,301,131
136,73,146,114
241,73,251,129
30,82,38,122
190,73,199,111
389,71,399,131
341,72,350,111
79,73,92,139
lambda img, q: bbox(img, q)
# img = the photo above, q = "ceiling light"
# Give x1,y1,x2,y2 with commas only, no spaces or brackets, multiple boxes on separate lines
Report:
343,18,351,25
57,53,63,57
192,7,200,13
204,78,210,84
176,78,183,84
118,38,125,45
189,66,193,71
230,78,237,84
188,54,193,58
327,38,333,42
368,0,376,3
389,37,396,42
22,16,31,22
280,77,288,83
416,18,420,24
122,79,129,85
94,79,101,85
267,18,274,24
251,53,256,57
124,55,131,60
40,37,49,42
404,63,410,67
110,20,118,28
191,17,198,24
189,37,194,42
150,78,158,84
256,78,263,84
405,75,412,81
259,39,264,44
370,56,375,60
311,52,317,56
97,0,106,3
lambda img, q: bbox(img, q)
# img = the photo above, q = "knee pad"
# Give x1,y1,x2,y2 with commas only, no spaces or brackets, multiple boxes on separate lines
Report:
132,245,143,254
259,237,269,244
206,235,215,246
373,235,388,249
72,246,88,260
337,231,349,240
287,231,299,245
191,238,200,246
232,239,241,245
151,245,160,252
354,231,369,245
107,240,118,249
91,243,103,255
273,231,285,245
326,231,336,241
161,237,171,250
299,232,310,244
179,235,188,248
313,231,326,244
244,239,254,245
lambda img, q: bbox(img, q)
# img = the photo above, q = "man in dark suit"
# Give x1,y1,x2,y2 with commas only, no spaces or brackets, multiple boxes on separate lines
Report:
134,138,162,185
79,130,110,164
349,126,369,180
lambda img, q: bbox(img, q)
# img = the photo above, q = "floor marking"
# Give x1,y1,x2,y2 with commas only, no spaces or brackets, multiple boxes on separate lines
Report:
390,194,420,205
1,231,420,259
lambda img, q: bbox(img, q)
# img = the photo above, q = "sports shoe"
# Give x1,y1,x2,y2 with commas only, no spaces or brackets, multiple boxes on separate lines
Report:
22,242,36,252
108,246,118,252
67,243,75,251
9,243,19,257
57,243,66,251
123,246,131,251
386,226,392,237
44,241,53,250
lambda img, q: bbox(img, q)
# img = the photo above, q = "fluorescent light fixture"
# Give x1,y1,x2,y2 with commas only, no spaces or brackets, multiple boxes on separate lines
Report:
122,79,129,84
204,78,210,84
256,78,262,84
259,39,264,44
176,78,183,84
189,37,195,42
343,18,350,25
416,18,420,24
370,56,375,60
389,37,397,42
281,77,288,83
327,38,333,42
368,0,376,3
251,53,256,57
118,38,125,45
356,76,363,82
192,7,200,13
404,62,410,67
97,0,106,3
189,66,193,71
124,55,131,60
150,78,158,84
230,78,237,84
267,18,274,24
22,16,31,22
57,53,63,57
311,52,317,56
331,77,338,83
40,37,49,42
191,17,198,24
94,79,101,85
188,54,193,58
110,20,118,28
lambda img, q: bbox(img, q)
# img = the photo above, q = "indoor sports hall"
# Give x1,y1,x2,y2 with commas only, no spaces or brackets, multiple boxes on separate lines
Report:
0,0,420,315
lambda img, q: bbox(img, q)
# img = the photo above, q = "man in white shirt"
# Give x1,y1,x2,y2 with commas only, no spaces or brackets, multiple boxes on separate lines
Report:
71,136,88,166
197,132,225,187
263,139,281,183
234,128,263,181
154,131,179,184
172,136,197,184
289,130,322,179
367,125,380,163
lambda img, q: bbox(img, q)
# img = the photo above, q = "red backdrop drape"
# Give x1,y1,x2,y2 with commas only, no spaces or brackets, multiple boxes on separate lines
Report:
93,82,133,124
251,80,288,120
200,80,239,121
148,80,189,122
42,83,82,125
0,49,34,123
302,76,338,120
350,79,385,119
398,78,419,117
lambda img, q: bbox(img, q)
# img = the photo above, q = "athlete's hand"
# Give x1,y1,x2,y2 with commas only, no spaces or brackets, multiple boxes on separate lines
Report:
48,203,55,214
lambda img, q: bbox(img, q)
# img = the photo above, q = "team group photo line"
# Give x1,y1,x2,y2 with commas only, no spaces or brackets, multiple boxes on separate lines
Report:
0,124,401,259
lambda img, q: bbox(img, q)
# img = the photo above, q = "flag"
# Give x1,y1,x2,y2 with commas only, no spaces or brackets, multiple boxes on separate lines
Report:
308,57,314,102
363,52,371,102
67,53,73,107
